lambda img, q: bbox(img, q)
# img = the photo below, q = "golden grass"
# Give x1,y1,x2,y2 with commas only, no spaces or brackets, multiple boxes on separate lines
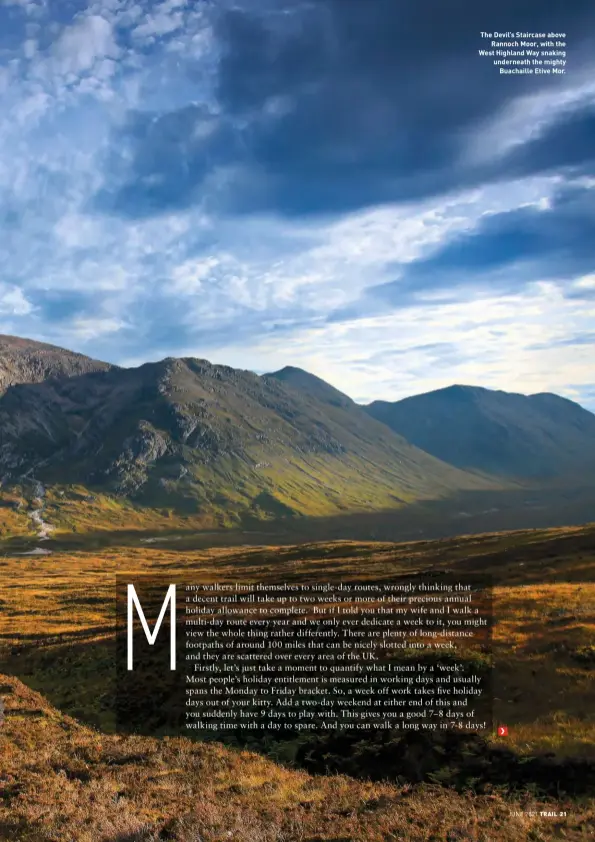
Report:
1,674,593,842
492,581,595,756
2,524,594,751
1,523,594,840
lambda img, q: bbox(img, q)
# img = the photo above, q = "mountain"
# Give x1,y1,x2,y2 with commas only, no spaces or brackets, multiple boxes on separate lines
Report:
0,334,112,395
364,385,595,480
3,338,591,532
270,366,353,408
0,351,494,522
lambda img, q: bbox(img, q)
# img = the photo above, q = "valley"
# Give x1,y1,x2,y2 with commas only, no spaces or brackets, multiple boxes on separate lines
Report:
1,334,594,840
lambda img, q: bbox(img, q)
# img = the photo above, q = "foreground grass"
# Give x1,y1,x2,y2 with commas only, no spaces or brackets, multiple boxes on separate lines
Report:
2,523,593,756
0,523,594,840
1,675,593,842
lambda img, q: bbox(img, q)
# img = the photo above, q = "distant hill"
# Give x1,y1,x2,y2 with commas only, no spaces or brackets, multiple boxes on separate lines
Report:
0,351,493,523
364,385,595,480
0,334,112,395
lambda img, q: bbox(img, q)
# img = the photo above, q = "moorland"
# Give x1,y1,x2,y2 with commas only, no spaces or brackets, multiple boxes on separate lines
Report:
1,523,594,841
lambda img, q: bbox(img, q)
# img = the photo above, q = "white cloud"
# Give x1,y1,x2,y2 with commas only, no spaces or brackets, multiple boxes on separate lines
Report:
197,175,559,317
170,255,223,293
23,38,37,59
0,0,44,14
67,316,128,341
0,0,592,413
131,0,184,42
211,280,595,405
0,285,34,316
573,274,595,290
52,14,120,78
53,213,103,249
13,89,51,123
112,3,143,27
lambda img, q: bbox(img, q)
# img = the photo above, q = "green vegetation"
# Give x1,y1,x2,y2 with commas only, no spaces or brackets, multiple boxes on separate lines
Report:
0,338,504,527
1,336,594,839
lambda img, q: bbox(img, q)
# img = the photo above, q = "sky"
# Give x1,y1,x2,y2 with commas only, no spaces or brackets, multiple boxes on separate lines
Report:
0,0,594,408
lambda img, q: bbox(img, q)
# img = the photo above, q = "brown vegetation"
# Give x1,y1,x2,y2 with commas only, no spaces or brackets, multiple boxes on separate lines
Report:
1,522,594,840
1,675,593,842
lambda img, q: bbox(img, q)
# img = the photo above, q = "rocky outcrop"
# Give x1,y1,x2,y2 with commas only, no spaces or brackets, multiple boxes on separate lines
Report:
0,334,112,395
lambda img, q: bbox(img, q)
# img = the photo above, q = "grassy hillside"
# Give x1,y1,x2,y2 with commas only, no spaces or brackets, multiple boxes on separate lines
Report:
2,525,593,754
2,339,593,535
5,675,591,842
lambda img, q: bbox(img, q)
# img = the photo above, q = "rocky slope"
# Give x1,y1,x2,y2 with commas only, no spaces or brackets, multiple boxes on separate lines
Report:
0,334,112,395
3,337,592,527
0,351,493,520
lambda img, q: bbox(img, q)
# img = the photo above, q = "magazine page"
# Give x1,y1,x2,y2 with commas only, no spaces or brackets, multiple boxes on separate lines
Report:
0,1,594,840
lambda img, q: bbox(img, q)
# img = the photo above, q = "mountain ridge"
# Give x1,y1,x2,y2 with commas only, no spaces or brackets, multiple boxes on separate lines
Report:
364,385,595,480
0,333,113,396
0,343,495,525
0,334,592,532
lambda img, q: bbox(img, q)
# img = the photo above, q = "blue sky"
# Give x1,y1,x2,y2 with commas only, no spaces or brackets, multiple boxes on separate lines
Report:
0,0,594,408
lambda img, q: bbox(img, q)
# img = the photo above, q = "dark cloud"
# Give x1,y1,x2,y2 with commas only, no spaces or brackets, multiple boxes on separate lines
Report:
422,182,594,271
215,0,595,214
371,182,595,305
96,0,595,218
30,289,93,322
93,105,238,217
565,287,595,303
497,105,595,180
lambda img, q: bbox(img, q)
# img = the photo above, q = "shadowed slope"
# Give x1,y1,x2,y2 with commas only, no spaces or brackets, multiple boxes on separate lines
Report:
365,385,595,480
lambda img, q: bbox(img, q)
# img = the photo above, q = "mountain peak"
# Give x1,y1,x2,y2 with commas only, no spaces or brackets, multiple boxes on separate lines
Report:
0,334,72,353
265,366,353,407
0,343,486,516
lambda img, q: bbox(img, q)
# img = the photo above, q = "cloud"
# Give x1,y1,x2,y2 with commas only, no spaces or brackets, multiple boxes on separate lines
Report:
369,181,595,307
68,315,129,340
467,76,595,165
0,0,594,413
93,104,241,216
0,0,45,17
131,0,185,43
91,0,595,221
170,255,224,293
497,103,595,180
228,280,595,408
0,284,34,316
52,14,120,77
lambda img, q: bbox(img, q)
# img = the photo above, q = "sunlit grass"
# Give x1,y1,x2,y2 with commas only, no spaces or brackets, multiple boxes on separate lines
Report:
1,521,594,840
2,673,591,842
